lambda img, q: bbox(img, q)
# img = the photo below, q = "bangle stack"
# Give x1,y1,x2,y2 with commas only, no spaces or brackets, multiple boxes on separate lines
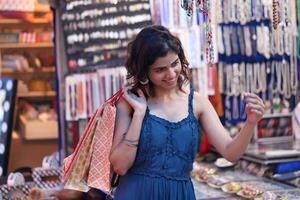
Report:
122,134,139,148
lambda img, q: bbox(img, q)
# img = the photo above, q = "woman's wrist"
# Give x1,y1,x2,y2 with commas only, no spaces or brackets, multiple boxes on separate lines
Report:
133,110,146,118
245,119,258,127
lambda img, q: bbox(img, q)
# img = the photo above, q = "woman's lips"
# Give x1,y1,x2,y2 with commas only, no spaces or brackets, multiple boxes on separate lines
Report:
164,78,176,85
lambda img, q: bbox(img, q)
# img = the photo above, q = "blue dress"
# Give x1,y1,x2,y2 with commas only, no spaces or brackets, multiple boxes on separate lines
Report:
114,88,201,200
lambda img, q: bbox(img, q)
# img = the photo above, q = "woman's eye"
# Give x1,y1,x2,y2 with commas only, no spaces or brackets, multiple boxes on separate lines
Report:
172,61,179,67
156,68,165,73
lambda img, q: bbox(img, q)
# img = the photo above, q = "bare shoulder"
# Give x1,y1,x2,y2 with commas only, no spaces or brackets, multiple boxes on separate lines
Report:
193,90,210,118
116,96,133,117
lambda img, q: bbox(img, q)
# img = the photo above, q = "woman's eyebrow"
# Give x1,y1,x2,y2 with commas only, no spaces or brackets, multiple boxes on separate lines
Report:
153,58,179,69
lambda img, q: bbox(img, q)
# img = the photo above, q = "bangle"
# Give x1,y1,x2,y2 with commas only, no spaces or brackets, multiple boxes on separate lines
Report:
122,133,139,147
123,139,138,148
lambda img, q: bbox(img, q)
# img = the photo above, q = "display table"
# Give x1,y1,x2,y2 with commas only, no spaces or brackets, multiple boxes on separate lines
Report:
8,132,57,173
192,162,300,200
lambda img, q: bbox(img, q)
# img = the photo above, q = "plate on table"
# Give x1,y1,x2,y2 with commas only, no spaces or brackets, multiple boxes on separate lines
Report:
221,182,242,194
237,184,263,199
214,158,235,168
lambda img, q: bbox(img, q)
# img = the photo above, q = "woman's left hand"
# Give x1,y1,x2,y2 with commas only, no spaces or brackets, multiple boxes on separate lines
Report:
243,93,265,125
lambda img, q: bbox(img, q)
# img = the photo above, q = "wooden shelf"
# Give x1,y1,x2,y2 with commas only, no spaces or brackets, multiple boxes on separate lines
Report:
0,43,53,49
0,18,51,25
18,91,56,98
1,67,55,74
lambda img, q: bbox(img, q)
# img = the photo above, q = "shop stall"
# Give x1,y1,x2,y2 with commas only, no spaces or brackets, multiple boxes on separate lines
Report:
0,0,299,199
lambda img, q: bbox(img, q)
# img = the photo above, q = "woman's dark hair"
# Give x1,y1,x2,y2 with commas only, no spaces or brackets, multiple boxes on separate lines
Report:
125,25,190,97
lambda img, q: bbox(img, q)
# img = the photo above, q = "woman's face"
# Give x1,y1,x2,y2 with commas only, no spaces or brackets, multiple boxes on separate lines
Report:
148,51,182,90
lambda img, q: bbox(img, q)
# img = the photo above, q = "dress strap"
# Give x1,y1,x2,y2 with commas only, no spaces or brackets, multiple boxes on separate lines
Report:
188,84,194,116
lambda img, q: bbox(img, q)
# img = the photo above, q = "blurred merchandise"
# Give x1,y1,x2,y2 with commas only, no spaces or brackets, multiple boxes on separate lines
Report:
293,103,300,140
17,81,29,93
28,80,52,92
2,55,30,71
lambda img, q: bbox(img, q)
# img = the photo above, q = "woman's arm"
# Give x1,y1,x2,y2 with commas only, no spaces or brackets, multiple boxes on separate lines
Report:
109,88,147,175
196,92,264,162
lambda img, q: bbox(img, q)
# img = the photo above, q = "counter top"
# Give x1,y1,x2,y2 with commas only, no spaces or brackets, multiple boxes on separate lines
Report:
192,163,300,200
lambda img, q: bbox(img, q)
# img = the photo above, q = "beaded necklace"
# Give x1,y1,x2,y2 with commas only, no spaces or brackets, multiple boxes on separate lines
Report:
181,0,214,63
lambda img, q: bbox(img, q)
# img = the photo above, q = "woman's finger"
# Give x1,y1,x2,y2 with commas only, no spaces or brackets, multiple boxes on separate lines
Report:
246,103,265,113
243,93,264,104
250,108,264,116
136,89,145,99
244,99,265,110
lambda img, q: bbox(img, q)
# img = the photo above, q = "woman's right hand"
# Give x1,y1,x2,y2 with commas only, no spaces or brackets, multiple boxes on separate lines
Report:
122,86,147,116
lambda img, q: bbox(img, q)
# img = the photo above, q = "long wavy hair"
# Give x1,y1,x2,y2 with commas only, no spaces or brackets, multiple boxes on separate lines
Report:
125,25,190,97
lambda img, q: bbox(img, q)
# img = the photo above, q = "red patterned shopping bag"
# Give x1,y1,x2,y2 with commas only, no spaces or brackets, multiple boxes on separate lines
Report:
63,89,123,193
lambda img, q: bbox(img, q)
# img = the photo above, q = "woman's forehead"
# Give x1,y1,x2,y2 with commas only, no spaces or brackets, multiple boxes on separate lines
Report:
150,52,179,69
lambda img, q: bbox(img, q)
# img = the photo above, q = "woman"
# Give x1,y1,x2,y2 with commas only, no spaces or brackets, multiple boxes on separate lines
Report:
109,25,265,200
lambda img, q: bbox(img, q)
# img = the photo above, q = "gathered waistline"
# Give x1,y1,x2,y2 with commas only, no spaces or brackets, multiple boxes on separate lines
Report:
128,171,191,181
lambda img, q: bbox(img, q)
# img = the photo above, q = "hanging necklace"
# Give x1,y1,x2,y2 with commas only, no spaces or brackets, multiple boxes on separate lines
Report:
218,62,225,93
239,62,247,119
226,64,234,96
232,63,240,120
217,26,225,54
290,36,298,95
244,27,252,56
282,60,291,99
181,0,214,63
275,61,283,95
260,62,267,100
272,0,280,29
214,0,223,23
252,63,261,94
246,63,253,93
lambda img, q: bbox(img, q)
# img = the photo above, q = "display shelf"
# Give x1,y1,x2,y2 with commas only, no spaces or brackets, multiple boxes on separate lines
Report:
0,18,51,25
1,67,55,74
0,43,53,49
17,91,56,98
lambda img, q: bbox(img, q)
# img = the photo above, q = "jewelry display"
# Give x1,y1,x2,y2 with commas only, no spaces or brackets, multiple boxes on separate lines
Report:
215,0,299,125
61,0,152,70
181,0,215,63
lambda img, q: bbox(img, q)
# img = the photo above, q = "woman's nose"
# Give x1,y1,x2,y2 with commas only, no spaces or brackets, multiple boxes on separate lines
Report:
166,67,176,78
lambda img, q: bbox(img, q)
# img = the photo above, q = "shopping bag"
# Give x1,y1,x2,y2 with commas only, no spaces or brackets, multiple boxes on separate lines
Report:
63,89,123,193
86,103,117,192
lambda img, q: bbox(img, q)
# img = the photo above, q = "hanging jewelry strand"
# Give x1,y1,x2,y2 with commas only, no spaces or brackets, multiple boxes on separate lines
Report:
272,0,280,29
181,0,214,63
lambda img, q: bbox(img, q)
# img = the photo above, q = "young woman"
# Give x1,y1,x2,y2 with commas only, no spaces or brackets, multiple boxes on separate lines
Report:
109,25,265,200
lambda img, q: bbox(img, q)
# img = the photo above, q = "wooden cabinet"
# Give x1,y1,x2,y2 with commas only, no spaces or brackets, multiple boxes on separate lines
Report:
0,7,58,139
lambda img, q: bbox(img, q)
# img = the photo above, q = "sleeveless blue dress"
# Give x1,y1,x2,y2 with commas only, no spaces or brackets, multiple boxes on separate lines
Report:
114,88,201,200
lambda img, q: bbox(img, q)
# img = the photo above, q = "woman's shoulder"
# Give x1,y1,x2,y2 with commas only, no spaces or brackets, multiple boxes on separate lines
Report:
192,90,209,117
116,96,133,116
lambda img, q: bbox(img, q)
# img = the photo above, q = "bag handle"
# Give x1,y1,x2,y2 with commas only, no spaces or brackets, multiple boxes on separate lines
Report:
106,89,123,106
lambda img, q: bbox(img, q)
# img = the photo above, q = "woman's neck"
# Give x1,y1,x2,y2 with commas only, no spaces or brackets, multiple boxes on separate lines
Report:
150,85,188,102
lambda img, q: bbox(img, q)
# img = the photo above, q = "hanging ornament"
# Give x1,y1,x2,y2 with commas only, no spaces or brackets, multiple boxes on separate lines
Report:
181,0,214,63
203,0,214,64
181,0,194,16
